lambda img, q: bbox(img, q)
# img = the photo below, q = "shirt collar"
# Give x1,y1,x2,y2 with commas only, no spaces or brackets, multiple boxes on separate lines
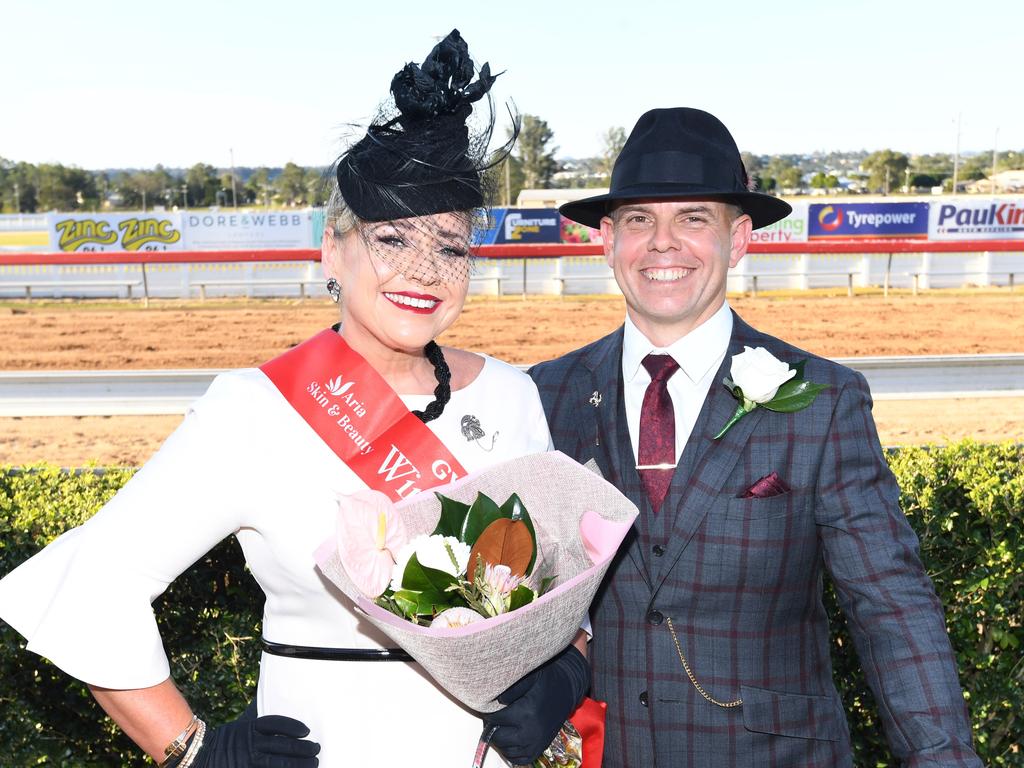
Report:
622,301,734,384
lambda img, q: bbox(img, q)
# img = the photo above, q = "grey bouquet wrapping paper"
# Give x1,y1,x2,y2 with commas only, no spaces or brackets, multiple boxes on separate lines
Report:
314,450,638,712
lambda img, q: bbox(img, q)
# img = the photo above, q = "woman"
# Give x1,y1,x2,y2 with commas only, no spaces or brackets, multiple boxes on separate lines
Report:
0,31,552,767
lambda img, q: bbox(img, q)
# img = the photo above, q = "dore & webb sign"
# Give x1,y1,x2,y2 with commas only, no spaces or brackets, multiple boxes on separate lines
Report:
47,213,184,252
182,210,313,250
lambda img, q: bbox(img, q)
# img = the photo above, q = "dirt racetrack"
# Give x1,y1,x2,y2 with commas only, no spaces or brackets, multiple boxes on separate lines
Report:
1,293,1021,369
1,292,1022,465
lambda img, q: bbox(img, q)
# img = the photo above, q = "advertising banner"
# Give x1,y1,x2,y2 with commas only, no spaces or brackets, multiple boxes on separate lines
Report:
182,210,314,250
560,215,603,245
808,202,929,239
929,198,1024,240
474,208,561,245
750,201,808,243
46,212,184,252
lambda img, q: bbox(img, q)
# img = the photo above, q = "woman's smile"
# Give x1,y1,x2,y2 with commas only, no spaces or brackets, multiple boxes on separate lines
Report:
383,290,442,313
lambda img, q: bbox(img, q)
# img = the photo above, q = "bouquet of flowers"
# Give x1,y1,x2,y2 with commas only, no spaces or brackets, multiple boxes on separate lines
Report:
314,451,638,765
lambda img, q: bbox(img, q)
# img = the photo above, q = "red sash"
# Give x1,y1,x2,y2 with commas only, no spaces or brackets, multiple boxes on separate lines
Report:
260,329,467,501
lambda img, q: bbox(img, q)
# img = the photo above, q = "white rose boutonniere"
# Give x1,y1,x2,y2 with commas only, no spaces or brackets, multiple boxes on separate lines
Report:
714,346,829,439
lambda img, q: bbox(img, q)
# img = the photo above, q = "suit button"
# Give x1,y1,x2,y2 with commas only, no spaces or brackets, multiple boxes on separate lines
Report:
652,544,665,556
639,691,649,707
647,610,664,625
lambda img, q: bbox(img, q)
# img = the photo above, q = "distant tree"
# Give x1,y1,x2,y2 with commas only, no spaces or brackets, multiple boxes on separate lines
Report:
516,114,558,189
35,164,96,211
275,162,308,206
862,150,909,194
185,163,219,207
741,151,764,176
810,172,840,190
598,126,627,180
483,153,525,206
246,167,273,207
305,168,328,207
754,174,776,193
909,173,941,189
777,166,804,192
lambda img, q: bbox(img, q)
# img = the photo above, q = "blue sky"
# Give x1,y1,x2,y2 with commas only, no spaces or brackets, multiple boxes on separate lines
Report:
3,0,1022,169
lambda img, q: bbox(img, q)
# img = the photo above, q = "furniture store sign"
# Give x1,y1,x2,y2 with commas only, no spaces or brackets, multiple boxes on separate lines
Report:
47,213,184,252
929,198,1024,240
474,208,561,244
181,211,313,250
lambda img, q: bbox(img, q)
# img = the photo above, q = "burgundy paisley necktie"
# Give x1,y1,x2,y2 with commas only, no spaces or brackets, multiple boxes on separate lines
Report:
638,353,679,513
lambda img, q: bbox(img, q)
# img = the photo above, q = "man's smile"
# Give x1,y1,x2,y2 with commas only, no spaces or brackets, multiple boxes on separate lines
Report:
641,267,693,282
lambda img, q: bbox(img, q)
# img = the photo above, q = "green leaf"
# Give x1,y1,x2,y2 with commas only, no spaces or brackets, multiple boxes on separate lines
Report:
461,492,503,545
791,360,808,379
507,584,536,611
713,403,750,440
401,553,457,593
392,588,452,617
539,575,558,596
500,493,538,574
432,493,470,538
760,381,829,413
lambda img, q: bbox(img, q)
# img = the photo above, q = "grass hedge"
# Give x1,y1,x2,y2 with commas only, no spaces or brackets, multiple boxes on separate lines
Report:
1,441,1021,766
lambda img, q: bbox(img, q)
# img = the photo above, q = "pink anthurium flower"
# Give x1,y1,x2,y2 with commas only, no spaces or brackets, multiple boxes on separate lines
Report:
335,490,409,598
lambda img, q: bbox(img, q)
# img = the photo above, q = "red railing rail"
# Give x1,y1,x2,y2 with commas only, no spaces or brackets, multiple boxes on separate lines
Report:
0,239,1022,266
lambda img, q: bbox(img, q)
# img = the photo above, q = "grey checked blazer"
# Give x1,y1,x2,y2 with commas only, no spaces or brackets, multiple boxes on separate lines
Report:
529,312,980,768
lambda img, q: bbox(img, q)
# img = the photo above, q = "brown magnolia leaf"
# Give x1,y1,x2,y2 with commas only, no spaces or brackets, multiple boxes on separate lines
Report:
467,518,533,583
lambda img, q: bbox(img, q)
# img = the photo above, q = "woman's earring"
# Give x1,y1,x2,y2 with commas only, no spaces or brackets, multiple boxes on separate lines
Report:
326,277,341,303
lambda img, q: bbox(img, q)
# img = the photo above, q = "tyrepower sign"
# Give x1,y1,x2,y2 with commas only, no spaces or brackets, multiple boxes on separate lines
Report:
47,213,184,252
929,198,1024,240
808,202,929,239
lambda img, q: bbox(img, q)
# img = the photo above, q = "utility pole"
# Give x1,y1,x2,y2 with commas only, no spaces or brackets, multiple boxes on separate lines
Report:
230,148,238,207
504,159,511,206
951,112,961,194
991,128,999,194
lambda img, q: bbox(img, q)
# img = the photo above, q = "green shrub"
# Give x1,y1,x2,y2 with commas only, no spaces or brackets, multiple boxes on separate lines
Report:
829,441,1024,766
0,466,263,767
1,442,1021,766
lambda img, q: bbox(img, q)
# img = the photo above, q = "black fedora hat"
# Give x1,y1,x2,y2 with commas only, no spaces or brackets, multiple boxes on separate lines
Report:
560,108,791,230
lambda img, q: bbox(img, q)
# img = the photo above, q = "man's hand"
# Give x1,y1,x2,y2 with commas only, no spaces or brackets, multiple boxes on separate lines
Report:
483,644,590,765
190,714,320,768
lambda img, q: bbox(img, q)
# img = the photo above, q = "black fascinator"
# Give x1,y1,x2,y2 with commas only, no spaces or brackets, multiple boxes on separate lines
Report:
336,29,509,222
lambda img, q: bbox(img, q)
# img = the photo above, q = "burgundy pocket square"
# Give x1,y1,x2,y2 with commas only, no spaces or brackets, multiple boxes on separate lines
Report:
740,471,791,499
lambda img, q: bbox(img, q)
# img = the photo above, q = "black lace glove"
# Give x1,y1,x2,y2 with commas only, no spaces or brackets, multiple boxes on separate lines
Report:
483,644,590,765
190,714,321,768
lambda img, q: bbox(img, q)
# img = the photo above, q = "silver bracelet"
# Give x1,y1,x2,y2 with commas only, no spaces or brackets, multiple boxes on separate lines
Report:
176,719,207,768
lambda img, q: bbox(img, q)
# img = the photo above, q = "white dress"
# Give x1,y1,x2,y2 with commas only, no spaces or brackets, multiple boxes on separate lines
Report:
0,353,552,767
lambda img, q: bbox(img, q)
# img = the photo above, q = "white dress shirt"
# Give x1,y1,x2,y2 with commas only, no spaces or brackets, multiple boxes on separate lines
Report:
622,301,734,463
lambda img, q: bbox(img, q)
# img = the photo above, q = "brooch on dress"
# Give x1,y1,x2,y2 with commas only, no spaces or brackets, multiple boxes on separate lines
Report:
461,414,498,451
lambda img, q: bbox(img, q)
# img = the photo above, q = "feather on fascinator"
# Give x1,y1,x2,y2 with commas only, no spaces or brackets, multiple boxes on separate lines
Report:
336,29,511,222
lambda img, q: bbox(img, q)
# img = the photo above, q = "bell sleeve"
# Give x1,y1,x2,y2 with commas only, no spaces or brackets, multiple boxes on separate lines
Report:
0,372,263,690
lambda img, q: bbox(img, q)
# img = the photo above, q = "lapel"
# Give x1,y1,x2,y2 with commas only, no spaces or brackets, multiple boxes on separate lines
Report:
651,312,771,592
580,327,652,588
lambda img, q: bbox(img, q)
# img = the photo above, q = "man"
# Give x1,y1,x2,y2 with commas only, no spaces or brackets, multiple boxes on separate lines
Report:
528,108,981,766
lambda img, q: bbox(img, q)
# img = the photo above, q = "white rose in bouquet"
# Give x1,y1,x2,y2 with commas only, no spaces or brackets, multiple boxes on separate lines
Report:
729,346,797,404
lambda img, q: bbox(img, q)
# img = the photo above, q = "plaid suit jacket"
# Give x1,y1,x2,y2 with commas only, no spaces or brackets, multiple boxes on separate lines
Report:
529,312,980,768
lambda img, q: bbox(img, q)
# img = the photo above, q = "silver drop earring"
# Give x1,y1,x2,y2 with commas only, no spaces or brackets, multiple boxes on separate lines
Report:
326,277,341,303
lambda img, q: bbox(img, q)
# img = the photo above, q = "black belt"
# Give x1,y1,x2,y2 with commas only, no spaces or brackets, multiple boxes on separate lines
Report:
261,639,413,662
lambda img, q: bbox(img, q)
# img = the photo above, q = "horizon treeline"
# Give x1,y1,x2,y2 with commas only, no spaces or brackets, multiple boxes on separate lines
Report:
3,114,1023,213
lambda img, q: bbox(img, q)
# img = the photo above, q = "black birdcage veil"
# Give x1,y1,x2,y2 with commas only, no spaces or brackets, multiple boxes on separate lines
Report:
333,29,517,286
